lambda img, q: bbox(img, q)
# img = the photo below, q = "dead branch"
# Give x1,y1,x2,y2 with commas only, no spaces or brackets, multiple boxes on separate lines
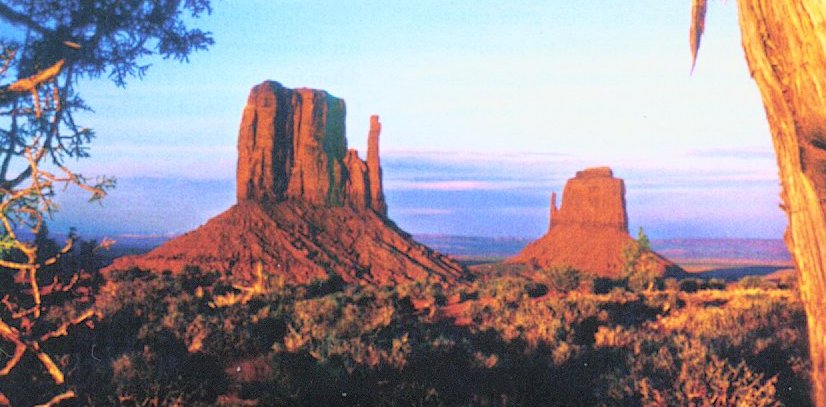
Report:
0,319,24,376
0,49,14,78
39,274,79,297
0,39,106,402
210,262,267,307
34,390,76,407
7,60,64,94
39,308,95,342
32,343,63,384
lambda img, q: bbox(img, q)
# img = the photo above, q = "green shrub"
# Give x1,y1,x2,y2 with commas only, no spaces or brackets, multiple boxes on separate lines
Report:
739,275,770,290
545,266,583,293
593,277,624,294
622,228,661,292
707,278,727,290
679,278,703,293
664,278,680,291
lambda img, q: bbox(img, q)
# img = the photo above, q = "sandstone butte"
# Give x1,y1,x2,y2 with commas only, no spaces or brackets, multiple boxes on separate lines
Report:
508,167,683,278
106,81,465,285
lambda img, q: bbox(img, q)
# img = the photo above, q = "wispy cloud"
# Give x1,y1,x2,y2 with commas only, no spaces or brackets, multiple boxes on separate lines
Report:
386,178,565,191
114,232,181,239
393,208,454,216
497,206,550,216
682,146,776,160
382,148,781,193
92,145,235,155
386,180,503,191
70,144,236,180
48,146,788,239
383,149,578,167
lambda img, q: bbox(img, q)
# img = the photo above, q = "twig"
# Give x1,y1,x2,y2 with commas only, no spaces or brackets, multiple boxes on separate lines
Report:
34,390,76,407
39,308,95,342
7,60,64,94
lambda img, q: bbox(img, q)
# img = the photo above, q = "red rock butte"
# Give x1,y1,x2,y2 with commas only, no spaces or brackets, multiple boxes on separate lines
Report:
106,81,465,285
508,167,682,277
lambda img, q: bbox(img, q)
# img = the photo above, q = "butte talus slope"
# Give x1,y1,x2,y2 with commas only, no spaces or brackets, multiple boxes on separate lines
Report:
107,81,464,285
508,167,682,278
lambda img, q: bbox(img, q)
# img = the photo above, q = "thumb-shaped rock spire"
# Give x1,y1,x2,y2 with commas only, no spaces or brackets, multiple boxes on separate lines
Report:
367,115,386,215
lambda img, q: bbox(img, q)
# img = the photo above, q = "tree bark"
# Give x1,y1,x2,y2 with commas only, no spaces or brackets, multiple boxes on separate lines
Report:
735,1,826,405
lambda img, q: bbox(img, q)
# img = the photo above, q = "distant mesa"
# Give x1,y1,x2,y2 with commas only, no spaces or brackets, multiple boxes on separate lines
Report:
508,166,682,277
106,81,464,285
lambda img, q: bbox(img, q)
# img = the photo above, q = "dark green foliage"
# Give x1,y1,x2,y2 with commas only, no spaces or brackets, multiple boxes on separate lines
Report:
524,282,548,298
678,277,728,293
0,0,213,199
707,278,727,290
622,228,661,293
0,0,213,84
740,275,771,289
679,278,703,293
545,266,582,293
593,277,624,294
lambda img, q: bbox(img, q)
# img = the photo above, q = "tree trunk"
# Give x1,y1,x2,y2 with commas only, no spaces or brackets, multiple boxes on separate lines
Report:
735,1,826,405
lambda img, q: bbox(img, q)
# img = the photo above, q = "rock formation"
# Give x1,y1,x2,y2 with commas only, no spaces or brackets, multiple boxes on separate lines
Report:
367,115,386,215
548,166,627,231
235,81,386,211
508,167,681,277
107,81,464,285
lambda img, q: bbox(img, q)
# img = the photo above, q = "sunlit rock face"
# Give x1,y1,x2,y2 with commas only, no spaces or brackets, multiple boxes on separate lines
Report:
107,81,464,285
509,167,682,277
548,167,627,232
236,81,386,211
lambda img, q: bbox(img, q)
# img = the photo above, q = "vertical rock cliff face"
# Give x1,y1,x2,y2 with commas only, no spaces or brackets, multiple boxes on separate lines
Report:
285,88,348,206
549,167,628,231
108,81,463,285
236,81,387,212
509,167,680,277
236,81,296,204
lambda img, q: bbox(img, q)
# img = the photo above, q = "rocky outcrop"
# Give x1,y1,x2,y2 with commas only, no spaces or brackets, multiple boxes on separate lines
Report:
236,82,348,206
109,200,462,285
509,167,681,277
548,167,627,231
344,149,369,209
367,115,387,215
234,82,387,212
108,81,464,285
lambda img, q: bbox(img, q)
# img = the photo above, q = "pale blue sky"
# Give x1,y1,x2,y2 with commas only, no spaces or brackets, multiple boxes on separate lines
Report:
4,1,785,239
